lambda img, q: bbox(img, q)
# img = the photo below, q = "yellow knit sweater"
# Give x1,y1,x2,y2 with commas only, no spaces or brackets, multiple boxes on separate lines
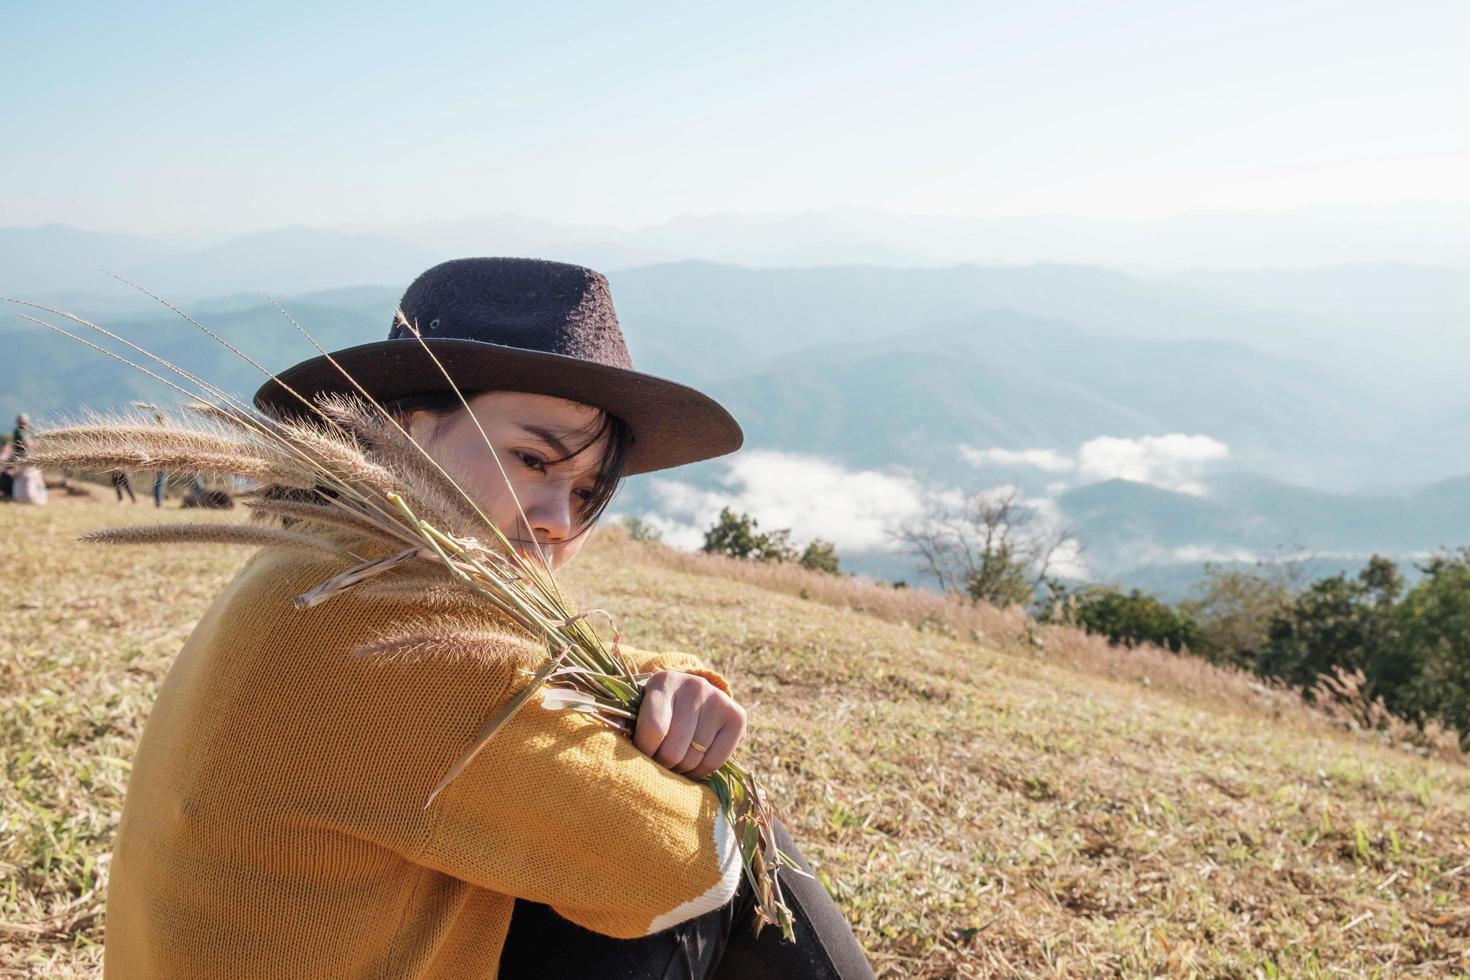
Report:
104,546,742,979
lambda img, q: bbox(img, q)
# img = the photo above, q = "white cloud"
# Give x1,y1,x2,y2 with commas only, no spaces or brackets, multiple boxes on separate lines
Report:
637,435,1231,580
1047,535,1090,581
635,450,1094,581
1076,434,1229,495
963,434,1231,496
960,446,1075,473
644,450,933,554
1169,544,1261,564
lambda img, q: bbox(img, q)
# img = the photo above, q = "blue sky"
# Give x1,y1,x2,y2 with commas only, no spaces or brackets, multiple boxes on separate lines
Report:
5,0,1468,233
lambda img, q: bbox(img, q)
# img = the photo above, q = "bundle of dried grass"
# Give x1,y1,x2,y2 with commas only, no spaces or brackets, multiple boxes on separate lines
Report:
9,294,802,939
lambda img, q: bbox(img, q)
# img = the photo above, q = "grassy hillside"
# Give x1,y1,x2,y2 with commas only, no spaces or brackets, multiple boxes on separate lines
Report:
3,502,1469,977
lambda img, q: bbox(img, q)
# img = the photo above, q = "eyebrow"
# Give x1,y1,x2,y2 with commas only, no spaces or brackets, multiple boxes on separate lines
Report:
517,423,575,459
516,422,607,481
517,422,608,494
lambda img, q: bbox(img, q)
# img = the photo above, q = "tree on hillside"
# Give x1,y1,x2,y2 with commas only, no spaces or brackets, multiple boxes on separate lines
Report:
701,507,798,563
1050,585,1204,654
1256,554,1404,698
618,514,664,543
893,487,1076,608
1178,561,1298,668
1395,548,1470,744
798,538,841,574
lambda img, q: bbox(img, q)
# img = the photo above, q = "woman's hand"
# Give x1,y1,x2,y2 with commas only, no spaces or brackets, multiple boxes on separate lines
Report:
634,670,747,780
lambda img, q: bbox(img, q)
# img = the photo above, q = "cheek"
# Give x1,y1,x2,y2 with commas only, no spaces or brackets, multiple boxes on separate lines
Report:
427,429,523,530
467,470,530,534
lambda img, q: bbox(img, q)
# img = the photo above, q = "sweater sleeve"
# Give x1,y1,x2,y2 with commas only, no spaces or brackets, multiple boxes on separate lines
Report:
414,675,743,938
227,550,744,939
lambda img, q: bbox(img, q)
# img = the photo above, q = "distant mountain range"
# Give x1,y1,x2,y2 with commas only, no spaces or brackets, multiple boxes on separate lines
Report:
1062,473,1470,582
10,201,1470,293
8,213,1469,407
4,217,1468,596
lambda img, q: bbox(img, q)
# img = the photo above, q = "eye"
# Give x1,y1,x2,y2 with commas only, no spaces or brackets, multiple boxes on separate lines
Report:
516,451,545,472
572,486,595,504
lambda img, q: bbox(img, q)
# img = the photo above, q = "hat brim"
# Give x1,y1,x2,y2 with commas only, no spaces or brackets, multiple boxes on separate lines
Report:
252,338,743,477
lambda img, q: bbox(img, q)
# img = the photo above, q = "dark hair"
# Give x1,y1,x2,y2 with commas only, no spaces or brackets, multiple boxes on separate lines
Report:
384,389,632,536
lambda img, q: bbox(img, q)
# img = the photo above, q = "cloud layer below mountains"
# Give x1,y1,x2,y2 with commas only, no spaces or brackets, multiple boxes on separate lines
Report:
643,450,936,554
963,434,1231,495
632,447,1092,581
630,433,1233,588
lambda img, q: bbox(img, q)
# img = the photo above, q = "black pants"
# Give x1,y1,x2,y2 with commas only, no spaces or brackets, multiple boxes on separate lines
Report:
498,820,875,980
112,471,136,503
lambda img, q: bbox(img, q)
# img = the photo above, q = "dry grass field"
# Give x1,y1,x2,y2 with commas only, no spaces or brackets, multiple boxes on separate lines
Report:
3,502,1470,977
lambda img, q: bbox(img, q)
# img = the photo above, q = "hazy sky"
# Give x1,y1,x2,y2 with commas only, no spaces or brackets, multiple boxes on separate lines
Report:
6,0,1468,234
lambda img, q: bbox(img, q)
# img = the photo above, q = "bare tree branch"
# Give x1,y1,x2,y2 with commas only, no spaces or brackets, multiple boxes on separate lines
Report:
892,486,1079,607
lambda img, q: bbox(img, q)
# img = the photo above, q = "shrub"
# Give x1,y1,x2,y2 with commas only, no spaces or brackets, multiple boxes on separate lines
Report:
701,507,797,563
798,538,840,574
1065,586,1204,654
618,514,664,543
1177,563,1294,668
1256,555,1402,697
1394,549,1470,745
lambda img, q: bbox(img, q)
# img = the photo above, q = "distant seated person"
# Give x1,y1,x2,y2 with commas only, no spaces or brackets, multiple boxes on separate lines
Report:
182,474,233,509
9,414,46,505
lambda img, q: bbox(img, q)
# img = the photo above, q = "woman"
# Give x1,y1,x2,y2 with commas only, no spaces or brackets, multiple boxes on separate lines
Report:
103,258,873,979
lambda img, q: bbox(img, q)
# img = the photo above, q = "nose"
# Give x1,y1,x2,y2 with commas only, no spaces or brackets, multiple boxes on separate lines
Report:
520,485,574,545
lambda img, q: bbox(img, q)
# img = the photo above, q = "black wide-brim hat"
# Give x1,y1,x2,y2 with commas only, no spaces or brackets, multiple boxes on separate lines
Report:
253,257,743,477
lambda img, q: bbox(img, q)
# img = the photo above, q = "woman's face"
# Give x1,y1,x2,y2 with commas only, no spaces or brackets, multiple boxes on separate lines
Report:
407,391,610,572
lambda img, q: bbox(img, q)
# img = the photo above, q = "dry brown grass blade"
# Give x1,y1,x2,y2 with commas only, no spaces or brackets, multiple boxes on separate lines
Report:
6,308,390,531
423,651,567,808
3,304,354,509
4,301,260,420
292,546,425,610
80,524,356,560
9,307,406,539
9,312,259,431
182,400,286,437
34,405,430,560
96,269,334,427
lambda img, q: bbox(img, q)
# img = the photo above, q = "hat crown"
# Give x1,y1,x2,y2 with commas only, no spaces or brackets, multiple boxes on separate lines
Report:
390,257,633,370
